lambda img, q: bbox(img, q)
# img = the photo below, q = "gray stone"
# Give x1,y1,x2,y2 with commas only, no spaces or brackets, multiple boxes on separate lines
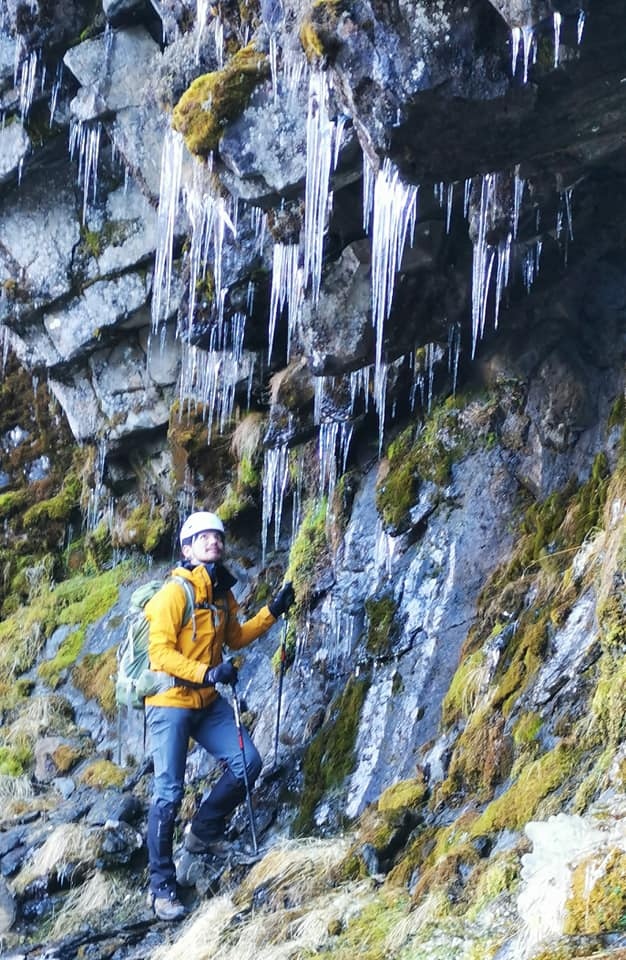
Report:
43,272,151,365
0,122,30,185
220,83,308,198
0,876,16,933
0,165,79,322
104,0,146,18
64,27,160,113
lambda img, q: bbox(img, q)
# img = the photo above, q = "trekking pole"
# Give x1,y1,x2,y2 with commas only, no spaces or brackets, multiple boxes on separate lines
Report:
273,616,288,771
231,683,259,855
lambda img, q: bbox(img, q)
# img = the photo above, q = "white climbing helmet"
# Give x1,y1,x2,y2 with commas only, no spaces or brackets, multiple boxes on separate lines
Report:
179,511,225,546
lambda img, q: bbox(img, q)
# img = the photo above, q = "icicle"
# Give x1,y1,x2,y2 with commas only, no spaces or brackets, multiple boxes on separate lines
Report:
522,241,542,293
290,447,304,542
195,0,210,62
19,49,39,121
270,33,280,103
328,605,360,667
577,10,586,45
151,128,184,332
521,25,536,83
513,165,525,239
49,62,63,127
370,159,418,412
362,153,376,233
464,177,473,219
182,173,237,340
319,421,339,499
553,12,562,69
511,26,521,77
349,366,371,416
374,518,397,579
261,444,290,561
250,206,266,254
562,186,574,241
448,322,462,395
268,243,302,364
303,70,335,303
425,343,435,412
446,182,454,234
214,17,225,70
69,119,103,224
1,325,11,376
494,233,512,329
282,46,306,102
84,437,109,532
178,315,253,437
471,172,496,358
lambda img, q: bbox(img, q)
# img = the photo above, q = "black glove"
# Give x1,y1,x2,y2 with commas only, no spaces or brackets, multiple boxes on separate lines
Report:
204,660,238,686
268,581,295,619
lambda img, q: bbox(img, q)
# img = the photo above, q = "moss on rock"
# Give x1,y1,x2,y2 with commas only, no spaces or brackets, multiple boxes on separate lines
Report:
292,673,369,835
365,594,398,658
172,45,269,157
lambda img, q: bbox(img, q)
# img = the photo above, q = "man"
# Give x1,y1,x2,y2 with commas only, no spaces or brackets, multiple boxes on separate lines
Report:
144,510,294,921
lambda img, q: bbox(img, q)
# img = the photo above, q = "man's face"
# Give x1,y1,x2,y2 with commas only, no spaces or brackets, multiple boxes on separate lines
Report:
183,530,225,566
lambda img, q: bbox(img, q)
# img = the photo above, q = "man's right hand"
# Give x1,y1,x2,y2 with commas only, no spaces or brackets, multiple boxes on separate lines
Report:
204,660,238,686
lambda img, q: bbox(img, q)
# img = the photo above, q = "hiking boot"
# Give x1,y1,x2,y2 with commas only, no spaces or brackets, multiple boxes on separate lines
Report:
147,890,186,921
184,829,230,858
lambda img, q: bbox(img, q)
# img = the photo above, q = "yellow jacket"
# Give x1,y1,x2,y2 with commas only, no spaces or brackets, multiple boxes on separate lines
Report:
144,563,276,709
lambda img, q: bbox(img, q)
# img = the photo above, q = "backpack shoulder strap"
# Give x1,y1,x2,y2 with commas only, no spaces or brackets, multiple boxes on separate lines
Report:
170,575,197,641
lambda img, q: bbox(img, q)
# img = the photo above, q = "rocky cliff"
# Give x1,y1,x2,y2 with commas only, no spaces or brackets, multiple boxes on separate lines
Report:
0,0,625,958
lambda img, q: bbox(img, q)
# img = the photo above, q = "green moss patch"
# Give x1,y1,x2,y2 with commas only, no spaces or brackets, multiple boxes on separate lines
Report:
292,674,369,835
470,741,581,835
72,646,118,718
286,497,330,623
365,594,399,658
79,759,126,789
565,849,626,934
172,45,269,156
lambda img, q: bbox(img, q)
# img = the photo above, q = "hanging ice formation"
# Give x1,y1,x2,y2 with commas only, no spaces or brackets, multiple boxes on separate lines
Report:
261,444,290,562
177,312,253,436
69,119,103,224
152,128,184,331
17,48,40,121
268,243,303,364
511,24,536,82
49,62,63,127
181,167,237,339
553,12,562,69
470,173,515,357
303,70,343,303
370,158,418,433
84,438,109,532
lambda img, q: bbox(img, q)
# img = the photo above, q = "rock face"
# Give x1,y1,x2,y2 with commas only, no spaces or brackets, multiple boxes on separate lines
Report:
0,0,625,958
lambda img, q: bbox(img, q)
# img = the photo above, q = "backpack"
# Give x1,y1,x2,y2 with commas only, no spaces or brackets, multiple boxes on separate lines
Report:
115,575,196,711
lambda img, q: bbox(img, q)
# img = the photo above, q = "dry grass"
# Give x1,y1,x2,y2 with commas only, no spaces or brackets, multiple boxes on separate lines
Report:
14,822,98,891
231,412,265,461
49,872,146,939
8,695,74,742
235,837,350,911
151,838,368,960
0,774,34,805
